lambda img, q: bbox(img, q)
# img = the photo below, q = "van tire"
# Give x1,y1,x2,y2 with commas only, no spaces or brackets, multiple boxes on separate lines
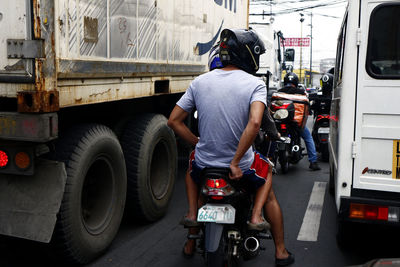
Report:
336,220,353,249
329,160,334,195
121,114,177,222
52,124,127,265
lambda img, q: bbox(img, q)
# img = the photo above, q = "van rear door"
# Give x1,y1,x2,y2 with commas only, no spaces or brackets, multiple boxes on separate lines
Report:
353,1,400,193
0,0,34,83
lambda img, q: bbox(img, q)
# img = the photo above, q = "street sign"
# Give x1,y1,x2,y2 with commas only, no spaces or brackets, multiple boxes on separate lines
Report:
282,38,310,47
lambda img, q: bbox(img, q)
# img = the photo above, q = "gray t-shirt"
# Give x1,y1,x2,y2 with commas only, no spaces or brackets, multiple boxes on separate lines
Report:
177,68,267,171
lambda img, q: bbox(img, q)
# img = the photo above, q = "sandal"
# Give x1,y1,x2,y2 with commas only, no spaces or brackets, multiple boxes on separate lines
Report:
247,218,271,231
179,216,200,227
182,239,196,259
275,250,295,266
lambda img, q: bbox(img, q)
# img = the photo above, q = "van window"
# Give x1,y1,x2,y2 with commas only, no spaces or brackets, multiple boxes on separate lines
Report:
334,13,347,91
366,4,400,79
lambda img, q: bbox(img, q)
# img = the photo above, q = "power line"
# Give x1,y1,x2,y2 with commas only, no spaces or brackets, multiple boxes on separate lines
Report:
250,1,346,16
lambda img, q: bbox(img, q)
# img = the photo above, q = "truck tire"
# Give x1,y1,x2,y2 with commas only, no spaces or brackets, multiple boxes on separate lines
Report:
121,114,177,222
52,124,127,265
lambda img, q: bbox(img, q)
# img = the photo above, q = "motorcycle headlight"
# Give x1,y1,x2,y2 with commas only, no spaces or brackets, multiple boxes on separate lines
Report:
273,109,289,120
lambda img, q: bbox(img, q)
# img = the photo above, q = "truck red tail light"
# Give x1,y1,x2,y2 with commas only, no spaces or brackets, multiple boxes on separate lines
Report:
0,150,9,168
0,147,34,175
14,152,31,170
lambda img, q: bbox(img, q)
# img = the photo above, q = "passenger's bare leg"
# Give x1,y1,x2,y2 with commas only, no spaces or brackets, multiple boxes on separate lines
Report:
185,169,198,221
264,189,289,259
183,169,202,256
183,227,198,256
250,173,272,224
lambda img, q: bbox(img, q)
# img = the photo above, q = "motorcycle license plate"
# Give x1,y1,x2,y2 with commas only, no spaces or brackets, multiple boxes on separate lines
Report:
318,127,330,134
197,204,235,224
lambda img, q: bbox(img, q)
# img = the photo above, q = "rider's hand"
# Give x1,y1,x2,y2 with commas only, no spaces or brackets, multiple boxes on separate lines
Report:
229,164,243,180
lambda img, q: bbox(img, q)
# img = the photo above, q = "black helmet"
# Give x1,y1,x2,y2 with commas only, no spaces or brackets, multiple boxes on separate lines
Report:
283,72,299,87
219,28,266,74
320,73,333,95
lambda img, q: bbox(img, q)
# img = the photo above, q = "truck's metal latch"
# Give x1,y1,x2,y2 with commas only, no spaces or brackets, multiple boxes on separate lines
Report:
7,39,45,59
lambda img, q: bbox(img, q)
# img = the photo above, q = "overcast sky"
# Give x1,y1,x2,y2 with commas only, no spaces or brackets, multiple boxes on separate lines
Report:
249,0,347,68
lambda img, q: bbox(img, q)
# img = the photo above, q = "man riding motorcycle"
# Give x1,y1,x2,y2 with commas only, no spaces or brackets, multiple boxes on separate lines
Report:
168,28,294,266
278,72,321,171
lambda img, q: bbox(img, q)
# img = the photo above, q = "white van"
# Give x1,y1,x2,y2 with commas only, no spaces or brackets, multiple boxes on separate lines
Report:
330,0,400,238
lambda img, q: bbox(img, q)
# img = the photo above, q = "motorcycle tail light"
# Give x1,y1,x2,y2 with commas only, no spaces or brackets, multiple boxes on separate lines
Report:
202,178,235,197
0,150,9,168
280,124,287,130
206,178,227,189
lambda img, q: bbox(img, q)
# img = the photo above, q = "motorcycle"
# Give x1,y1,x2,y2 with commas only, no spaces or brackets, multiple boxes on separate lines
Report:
309,92,331,162
189,168,271,267
269,93,308,173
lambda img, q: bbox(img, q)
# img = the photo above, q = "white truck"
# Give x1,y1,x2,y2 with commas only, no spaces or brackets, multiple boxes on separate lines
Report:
329,0,400,241
250,22,286,104
0,0,249,264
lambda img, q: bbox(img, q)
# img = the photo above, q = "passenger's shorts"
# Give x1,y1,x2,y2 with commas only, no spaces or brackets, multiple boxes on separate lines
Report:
188,150,271,192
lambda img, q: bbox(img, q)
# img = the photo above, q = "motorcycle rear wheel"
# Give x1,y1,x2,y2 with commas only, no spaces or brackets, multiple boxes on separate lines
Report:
321,144,329,162
278,150,289,174
206,235,225,267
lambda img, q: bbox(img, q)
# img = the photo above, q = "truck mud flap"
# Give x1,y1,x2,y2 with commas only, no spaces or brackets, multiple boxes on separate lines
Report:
0,159,66,243
205,223,224,253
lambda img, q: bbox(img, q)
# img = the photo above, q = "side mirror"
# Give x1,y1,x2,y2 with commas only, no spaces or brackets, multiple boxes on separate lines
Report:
284,49,295,62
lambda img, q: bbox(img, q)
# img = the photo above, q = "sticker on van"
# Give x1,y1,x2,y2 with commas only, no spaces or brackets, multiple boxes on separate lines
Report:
393,140,400,179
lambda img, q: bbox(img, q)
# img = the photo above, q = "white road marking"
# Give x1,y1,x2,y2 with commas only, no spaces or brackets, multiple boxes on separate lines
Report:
297,181,327,242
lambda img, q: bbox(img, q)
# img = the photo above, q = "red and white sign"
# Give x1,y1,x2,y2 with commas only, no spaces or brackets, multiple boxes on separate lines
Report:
282,38,310,47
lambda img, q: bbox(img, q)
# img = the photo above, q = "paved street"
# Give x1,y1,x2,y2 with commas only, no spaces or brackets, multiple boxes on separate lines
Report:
2,151,400,267
1,120,400,267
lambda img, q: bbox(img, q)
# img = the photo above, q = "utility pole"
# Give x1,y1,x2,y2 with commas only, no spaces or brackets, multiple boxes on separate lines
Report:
309,12,313,87
300,13,304,84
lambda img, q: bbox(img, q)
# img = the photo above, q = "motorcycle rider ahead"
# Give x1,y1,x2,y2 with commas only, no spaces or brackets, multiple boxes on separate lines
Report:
278,72,321,171
168,28,294,266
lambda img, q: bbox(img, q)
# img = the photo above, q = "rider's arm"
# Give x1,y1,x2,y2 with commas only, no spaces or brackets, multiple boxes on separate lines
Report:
168,105,199,147
229,101,265,179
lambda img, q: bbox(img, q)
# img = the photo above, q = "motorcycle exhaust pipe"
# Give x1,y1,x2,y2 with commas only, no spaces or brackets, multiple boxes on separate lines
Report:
243,237,260,258
292,145,300,152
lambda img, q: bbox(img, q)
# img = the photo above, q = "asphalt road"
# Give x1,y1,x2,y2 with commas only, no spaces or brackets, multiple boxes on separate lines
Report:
2,124,400,266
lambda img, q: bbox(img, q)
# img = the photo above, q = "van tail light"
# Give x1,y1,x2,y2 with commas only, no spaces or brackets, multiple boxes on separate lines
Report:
202,178,235,197
0,150,9,168
349,203,397,221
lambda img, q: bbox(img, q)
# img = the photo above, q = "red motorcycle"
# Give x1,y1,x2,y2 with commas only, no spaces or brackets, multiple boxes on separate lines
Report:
269,92,309,173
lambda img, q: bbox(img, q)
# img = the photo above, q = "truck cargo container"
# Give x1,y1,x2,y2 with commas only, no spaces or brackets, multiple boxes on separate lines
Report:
0,0,249,264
